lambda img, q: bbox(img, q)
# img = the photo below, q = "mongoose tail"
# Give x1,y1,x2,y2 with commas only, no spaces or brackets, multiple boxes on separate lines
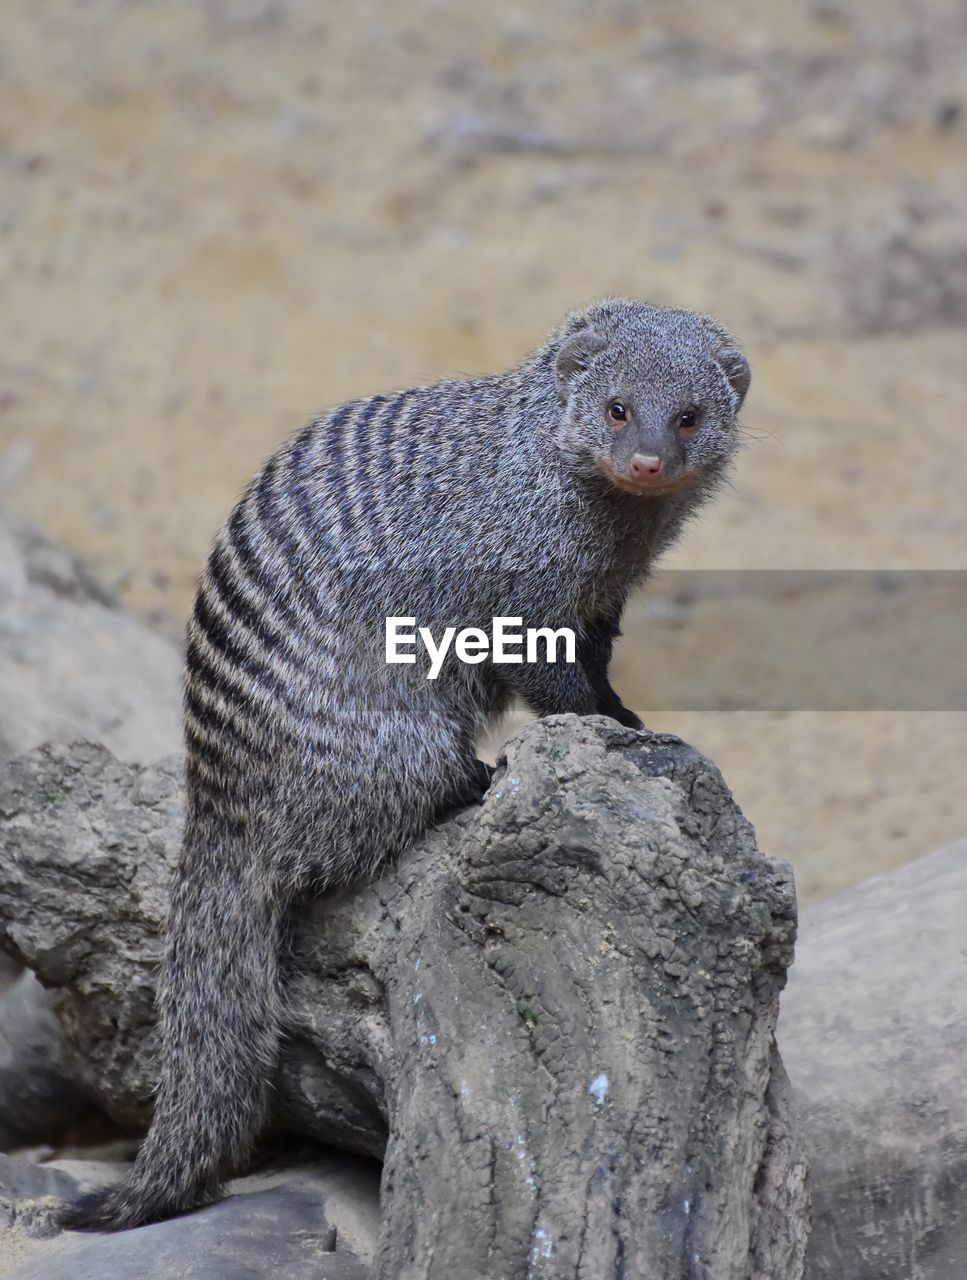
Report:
59,822,282,1231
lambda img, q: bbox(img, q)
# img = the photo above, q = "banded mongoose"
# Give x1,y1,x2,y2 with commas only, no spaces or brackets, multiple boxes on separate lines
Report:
61,298,750,1230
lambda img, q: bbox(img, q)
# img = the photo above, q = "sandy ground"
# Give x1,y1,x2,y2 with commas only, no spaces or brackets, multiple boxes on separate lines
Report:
1,0,966,901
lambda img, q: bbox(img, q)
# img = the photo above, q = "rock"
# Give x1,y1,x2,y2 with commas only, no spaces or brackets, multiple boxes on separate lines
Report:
0,517,181,767
779,840,967,1279
0,743,183,1128
0,716,808,1279
0,1150,375,1280
0,1151,79,1235
0,952,19,995
0,971,98,1151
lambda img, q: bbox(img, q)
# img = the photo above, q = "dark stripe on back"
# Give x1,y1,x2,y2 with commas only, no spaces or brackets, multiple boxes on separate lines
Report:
255,454,280,527
184,683,280,762
359,392,413,530
191,593,293,712
226,503,304,639
404,398,424,475
382,388,413,445
375,391,421,543
307,402,356,537
186,635,255,720
350,394,388,528
205,541,301,669
253,453,325,622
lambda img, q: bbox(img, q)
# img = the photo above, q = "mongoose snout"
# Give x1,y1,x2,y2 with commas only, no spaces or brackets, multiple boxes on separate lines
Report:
629,453,666,483
596,454,695,496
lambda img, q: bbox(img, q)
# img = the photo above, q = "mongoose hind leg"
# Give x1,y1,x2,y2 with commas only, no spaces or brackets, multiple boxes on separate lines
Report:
436,757,495,818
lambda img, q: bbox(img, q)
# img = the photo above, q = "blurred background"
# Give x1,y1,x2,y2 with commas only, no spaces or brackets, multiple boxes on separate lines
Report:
2,0,966,901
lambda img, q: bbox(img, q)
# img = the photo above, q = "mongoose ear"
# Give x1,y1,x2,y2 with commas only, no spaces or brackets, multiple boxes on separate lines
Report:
717,348,751,410
555,327,607,402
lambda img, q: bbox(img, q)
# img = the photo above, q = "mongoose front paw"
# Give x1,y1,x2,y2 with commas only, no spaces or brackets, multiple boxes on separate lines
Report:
597,688,645,731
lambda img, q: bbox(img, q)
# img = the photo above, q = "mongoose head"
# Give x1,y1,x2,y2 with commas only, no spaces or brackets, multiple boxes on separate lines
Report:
552,299,750,497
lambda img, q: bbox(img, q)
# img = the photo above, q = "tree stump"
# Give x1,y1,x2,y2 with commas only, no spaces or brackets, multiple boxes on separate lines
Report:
0,715,809,1279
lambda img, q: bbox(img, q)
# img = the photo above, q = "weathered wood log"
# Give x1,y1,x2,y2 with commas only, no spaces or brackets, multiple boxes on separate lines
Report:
0,716,808,1279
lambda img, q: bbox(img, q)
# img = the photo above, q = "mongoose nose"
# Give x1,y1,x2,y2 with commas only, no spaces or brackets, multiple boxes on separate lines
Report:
629,454,663,480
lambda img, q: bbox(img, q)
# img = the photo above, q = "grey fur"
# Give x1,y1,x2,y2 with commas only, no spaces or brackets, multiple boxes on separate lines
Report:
59,298,750,1231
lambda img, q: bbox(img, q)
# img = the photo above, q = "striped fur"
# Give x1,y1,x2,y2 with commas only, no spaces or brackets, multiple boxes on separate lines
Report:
59,298,749,1230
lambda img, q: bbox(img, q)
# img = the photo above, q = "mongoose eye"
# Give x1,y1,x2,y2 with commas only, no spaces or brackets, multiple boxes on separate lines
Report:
677,407,699,434
607,401,629,427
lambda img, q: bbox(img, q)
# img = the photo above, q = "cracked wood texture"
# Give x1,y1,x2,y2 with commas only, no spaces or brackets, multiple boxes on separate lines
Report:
0,715,808,1279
